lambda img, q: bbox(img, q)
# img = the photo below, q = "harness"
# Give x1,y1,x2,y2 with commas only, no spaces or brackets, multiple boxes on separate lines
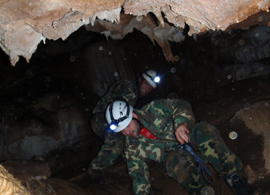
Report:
140,127,158,139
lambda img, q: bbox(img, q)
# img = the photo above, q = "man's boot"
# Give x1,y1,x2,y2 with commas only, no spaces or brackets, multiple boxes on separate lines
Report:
225,172,256,195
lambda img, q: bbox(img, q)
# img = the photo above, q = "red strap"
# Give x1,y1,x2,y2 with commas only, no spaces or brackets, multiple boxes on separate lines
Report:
140,127,158,139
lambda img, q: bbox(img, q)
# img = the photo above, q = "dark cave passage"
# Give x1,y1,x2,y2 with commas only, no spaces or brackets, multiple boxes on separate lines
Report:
0,26,270,195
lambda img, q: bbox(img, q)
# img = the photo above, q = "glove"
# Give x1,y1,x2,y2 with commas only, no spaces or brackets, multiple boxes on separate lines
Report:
149,187,162,195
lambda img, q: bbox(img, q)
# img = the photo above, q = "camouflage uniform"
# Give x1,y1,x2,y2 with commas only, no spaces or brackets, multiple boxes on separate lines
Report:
90,79,150,170
124,99,242,195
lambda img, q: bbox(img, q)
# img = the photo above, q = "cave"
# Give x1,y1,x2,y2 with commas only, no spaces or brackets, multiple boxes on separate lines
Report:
0,1,270,195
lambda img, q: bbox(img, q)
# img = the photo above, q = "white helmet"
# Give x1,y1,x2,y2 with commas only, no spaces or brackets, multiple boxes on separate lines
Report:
142,70,160,88
105,100,133,132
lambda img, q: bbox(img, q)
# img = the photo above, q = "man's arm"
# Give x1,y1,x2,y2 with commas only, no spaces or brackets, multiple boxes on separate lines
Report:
170,99,195,129
170,99,195,144
90,131,124,170
136,99,195,141
153,99,194,144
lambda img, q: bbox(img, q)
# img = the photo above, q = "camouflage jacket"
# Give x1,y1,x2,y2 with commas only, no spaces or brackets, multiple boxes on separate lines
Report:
93,80,138,114
124,99,195,195
90,79,151,171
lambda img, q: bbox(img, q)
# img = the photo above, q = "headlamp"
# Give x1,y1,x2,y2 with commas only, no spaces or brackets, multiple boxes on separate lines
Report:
109,123,118,131
154,76,160,83
145,72,160,84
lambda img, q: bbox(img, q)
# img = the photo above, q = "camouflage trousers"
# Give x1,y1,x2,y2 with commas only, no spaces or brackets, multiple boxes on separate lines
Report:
165,122,242,195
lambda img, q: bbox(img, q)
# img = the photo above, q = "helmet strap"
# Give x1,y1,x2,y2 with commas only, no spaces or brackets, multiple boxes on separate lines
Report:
108,101,130,129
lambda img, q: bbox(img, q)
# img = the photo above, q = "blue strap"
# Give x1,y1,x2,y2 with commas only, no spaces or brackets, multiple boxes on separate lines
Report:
184,144,214,183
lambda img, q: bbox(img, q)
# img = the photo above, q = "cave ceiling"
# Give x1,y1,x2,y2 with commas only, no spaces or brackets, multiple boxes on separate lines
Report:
0,0,269,66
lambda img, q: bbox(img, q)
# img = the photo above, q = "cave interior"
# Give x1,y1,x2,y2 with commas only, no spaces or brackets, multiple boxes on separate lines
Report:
0,2,270,195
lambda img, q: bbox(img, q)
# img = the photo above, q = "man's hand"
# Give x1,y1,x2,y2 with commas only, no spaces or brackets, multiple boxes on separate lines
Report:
175,122,190,144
